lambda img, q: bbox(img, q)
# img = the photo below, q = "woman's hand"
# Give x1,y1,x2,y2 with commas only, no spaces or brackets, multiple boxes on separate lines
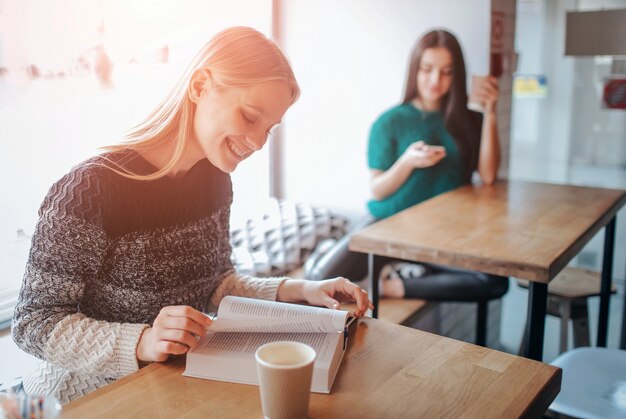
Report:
136,305,212,363
472,76,499,113
277,278,374,317
369,140,445,201
400,141,446,170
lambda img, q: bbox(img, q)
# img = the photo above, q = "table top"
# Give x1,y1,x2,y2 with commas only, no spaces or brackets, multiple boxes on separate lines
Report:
62,318,561,418
349,180,626,283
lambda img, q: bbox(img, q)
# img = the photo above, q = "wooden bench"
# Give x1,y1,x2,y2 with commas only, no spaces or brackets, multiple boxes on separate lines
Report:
518,267,617,353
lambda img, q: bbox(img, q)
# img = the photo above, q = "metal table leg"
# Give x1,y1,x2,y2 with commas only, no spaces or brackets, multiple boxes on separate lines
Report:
621,256,626,350
598,217,616,347
525,282,548,361
622,280,626,350
476,301,487,347
368,253,385,319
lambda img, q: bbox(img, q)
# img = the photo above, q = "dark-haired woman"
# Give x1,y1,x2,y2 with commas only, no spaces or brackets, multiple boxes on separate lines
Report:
369,29,501,298
306,29,504,299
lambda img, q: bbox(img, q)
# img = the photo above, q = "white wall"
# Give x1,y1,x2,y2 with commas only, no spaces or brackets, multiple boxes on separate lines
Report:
279,0,491,221
0,0,273,295
510,0,577,183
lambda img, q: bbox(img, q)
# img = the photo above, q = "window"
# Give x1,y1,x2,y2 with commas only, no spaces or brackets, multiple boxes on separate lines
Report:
0,0,272,326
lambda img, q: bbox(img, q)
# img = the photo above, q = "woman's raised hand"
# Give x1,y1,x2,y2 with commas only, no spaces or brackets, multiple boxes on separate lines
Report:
472,76,499,112
136,305,212,363
400,140,447,169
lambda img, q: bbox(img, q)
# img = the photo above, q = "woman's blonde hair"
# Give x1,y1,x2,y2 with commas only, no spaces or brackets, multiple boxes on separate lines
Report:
104,26,300,180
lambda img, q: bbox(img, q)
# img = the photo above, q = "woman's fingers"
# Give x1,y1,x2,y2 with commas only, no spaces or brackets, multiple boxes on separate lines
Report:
149,305,212,357
476,85,497,98
156,306,211,336
413,153,444,168
157,329,201,350
476,83,499,99
407,142,446,164
477,76,498,90
334,278,373,316
139,305,212,362
160,315,207,338
409,141,425,151
407,144,446,168
157,340,191,356
162,306,211,328
426,152,446,165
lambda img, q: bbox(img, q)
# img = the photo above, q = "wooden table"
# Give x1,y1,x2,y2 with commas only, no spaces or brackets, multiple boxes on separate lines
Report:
349,180,626,361
62,318,561,418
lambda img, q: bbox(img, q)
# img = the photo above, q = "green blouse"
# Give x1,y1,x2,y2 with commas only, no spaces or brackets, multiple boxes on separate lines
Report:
367,103,466,219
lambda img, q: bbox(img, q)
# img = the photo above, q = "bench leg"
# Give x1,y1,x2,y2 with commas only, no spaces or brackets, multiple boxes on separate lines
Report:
558,300,571,354
572,301,591,348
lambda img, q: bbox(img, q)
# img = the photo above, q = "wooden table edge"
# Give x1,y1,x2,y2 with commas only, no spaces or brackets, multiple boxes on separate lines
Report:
349,188,626,284
348,236,550,282
521,366,562,419
548,191,626,279
62,360,175,411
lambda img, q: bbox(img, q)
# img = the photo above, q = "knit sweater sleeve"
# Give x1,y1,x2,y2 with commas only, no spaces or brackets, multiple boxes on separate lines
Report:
12,164,148,379
209,270,287,307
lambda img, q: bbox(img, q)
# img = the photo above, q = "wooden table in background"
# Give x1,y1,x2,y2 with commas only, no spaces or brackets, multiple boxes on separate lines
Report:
62,318,561,418
350,180,626,360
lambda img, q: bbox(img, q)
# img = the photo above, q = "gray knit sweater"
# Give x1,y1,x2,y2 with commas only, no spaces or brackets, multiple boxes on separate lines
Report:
12,150,284,404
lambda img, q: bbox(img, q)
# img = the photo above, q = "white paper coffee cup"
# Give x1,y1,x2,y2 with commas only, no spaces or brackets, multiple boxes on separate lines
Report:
255,341,316,419
468,75,487,113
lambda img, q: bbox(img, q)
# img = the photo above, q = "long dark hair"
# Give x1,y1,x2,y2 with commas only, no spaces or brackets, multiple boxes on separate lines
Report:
402,29,481,181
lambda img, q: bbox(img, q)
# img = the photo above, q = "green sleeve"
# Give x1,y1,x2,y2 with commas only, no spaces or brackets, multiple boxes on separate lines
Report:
367,113,396,171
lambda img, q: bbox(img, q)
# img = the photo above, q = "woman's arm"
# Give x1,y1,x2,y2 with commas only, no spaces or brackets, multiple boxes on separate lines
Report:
475,77,501,185
477,109,500,185
12,168,207,373
370,164,412,201
14,175,208,368
370,141,446,201
209,270,287,306
12,206,149,379
210,272,371,317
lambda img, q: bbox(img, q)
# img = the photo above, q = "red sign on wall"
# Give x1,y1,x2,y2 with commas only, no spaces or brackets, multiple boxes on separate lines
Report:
603,79,626,110
491,11,505,52
490,11,505,78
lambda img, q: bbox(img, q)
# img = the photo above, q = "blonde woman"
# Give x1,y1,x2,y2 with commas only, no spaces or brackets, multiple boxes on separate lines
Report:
12,27,373,404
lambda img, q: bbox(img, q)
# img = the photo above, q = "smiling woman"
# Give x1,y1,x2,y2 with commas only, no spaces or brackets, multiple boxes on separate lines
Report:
10,26,373,405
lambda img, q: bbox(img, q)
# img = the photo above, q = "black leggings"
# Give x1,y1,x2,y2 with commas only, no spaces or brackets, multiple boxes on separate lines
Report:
305,215,508,301
388,262,508,301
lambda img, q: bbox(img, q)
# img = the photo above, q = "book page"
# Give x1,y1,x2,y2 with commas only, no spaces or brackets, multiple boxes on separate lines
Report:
199,330,338,365
184,330,345,393
211,296,350,333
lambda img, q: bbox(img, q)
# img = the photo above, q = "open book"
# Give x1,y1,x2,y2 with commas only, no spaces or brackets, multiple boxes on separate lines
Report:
184,296,355,394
